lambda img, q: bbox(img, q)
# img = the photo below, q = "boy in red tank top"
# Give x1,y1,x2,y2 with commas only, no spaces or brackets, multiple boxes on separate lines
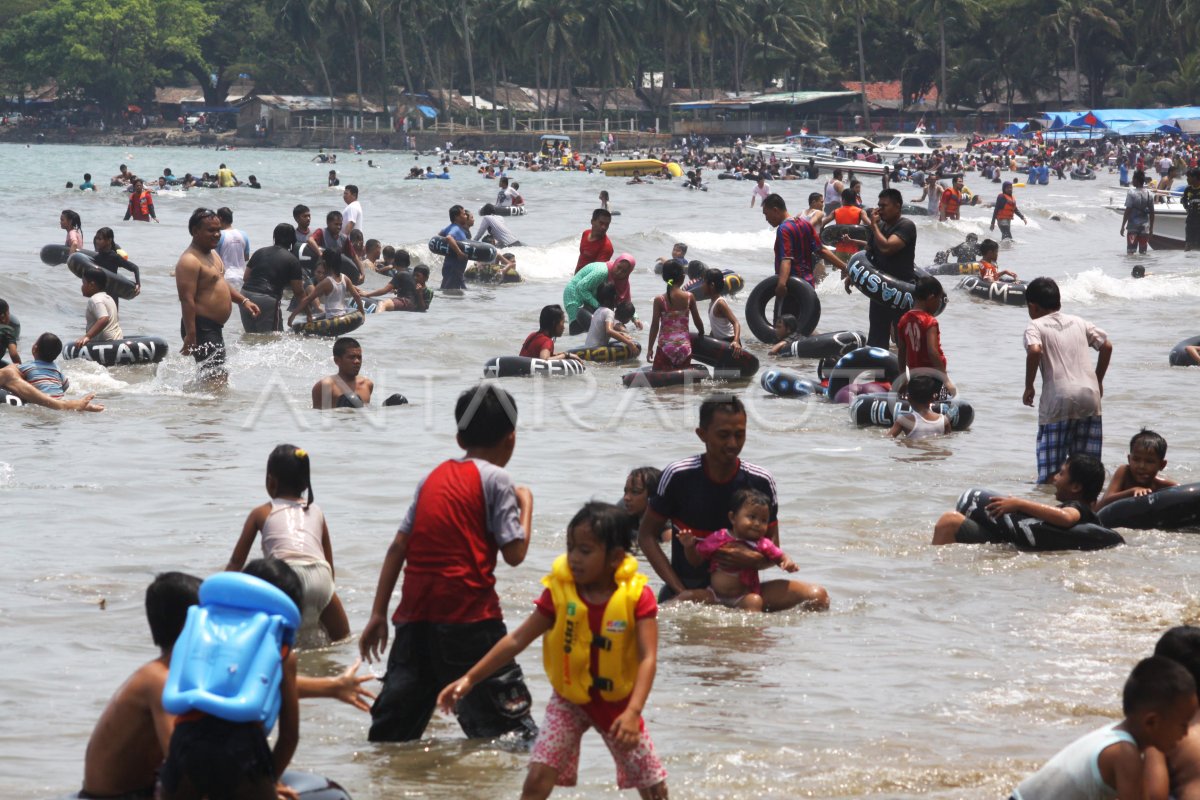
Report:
360,384,539,742
897,276,955,396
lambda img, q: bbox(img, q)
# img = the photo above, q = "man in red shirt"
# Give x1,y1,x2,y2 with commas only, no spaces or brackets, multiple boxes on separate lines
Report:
360,384,539,742
574,208,613,273
124,178,158,223
897,275,955,396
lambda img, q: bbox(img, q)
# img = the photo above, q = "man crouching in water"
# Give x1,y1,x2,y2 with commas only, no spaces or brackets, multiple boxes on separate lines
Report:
312,336,373,409
175,208,260,386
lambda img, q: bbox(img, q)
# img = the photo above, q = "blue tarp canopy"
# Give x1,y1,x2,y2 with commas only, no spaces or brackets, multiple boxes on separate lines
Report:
416,105,438,118
1039,107,1200,130
1002,121,1029,136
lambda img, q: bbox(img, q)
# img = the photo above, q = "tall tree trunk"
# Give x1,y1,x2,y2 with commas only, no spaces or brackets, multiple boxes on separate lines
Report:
535,54,543,114
1072,23,1082,105
308,39,337,148
938,15,946,113
379,4,390,117
352,15,365,128
461,0,476,109
855,0,871,128
395,7,418,95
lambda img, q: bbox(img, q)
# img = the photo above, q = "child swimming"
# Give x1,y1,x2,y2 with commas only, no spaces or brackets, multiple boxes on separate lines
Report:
674,489,804,612
888,374,951,440
646,260,703,371
227,445,351,645
1096,428,1177,510
437,502,668,799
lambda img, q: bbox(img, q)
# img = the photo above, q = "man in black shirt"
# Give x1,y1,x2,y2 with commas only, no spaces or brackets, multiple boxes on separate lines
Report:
240,224,305,332
854,188,917,348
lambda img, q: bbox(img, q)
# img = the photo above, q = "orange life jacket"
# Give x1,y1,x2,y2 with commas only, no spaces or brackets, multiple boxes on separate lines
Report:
833,205,863,253
995,192,1016,220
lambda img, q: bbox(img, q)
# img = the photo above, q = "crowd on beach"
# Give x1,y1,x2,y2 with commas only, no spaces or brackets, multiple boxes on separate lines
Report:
6,135,1200,799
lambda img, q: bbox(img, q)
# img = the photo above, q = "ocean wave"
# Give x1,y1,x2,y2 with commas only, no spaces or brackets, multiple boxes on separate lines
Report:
1058,267,1200,303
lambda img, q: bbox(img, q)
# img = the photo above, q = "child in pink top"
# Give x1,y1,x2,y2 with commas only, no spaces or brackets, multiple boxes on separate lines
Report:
675,489,801,612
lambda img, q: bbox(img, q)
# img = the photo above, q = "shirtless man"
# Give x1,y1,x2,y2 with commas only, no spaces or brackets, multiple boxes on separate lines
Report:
82,572,374,798
175,208,259,384
312,336,373,409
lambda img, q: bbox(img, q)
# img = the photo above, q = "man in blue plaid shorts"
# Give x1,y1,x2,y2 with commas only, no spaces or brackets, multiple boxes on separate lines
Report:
1023,277,1113,483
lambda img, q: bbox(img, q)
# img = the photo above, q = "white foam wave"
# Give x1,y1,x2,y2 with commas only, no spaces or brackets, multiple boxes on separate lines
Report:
0,462,12,488
1058,267,1200,303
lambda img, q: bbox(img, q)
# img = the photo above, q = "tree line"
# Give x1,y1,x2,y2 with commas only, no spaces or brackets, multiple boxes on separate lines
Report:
0,0,1195,120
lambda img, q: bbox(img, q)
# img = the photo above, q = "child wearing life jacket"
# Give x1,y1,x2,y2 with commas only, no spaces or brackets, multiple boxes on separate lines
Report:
227,445,351,647
437,502,667,799
673,489,803,611
976,239,1019,282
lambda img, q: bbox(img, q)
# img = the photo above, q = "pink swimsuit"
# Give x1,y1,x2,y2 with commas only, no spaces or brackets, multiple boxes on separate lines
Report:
655,294,693,369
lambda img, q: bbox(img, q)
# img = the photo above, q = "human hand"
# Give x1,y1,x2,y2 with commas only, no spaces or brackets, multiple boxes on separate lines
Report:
275,783,300,800
645,347,654,363
731,340,742,355
244,300,261,318
608,708,641,751
74,335,90,348
714,541,763,570
1022,386,1035,406
676,530,696,549
69,393,105,412
843,274,853,295
331,658,377,712
1132,486,1153,498
989,222,995,230
986,496,1024,517
778,556,799,573
437,677,471,715
634,319,644,331
133,284,141,297
943,379,957,397
774,283,787,301
359,613,389,663
181,332,196,356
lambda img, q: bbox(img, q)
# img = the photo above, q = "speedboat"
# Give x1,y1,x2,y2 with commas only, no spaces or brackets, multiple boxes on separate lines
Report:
879,134,943,161
1107,199,1186,249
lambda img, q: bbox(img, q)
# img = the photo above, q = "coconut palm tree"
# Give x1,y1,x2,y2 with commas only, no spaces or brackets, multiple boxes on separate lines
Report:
1050,0,1121,107
517,0,580,113
579,0,634,115
276,0,338,145
905,0,979,112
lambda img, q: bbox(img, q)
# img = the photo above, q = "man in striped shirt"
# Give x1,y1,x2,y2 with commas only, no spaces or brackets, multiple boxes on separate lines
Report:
18,332,69,398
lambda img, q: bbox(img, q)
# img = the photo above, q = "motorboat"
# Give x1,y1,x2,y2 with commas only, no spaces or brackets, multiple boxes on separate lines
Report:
879,134,944,160
1107,199,1186,249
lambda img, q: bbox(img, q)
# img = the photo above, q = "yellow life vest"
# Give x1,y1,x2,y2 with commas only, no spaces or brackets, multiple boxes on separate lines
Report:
541,554,647,705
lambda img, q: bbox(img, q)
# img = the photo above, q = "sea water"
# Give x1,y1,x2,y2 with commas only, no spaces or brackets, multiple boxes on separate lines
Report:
2,143,1198,798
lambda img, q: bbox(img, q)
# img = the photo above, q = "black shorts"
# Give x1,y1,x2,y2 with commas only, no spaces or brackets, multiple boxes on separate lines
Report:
368,619,537,743
159,716,275,799
180,315,226,376
1187,220,1200,247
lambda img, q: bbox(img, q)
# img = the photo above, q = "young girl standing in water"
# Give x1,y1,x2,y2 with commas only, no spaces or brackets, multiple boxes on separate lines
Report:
227,444,351,646
437,503,668,799
646,260,703,371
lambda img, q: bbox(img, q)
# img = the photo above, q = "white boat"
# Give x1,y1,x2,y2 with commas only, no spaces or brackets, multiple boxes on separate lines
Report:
1107,200,1186,249
879,134,943,161
807,157,893,176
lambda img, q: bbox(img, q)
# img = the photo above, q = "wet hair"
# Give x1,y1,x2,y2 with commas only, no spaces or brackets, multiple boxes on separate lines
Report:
596,282,618,309
292,204,310,221
808,192,822,204
449,204,464,223
1189,168,1200,182
730,488,770,515
615,301,636,323
34,332,62,362
83,173,92,181
395,249,412,269
94,226,115,245
83,267,108,288
325,210,343,225
777,314,799,336
841,187,858,205
413,264,430,280
686,260,706,280
699,393,745,428
146,571,202,650
1123,655,1196,716
480,203,496,216
61,209,82,231
217,207,233,225
365,238,380,253
762,193,787,211
381,245,396,262
455,383,518,447
907,374,938,405
1132,170,1146,187
539,303,566,333
188,207,219,234
704,267,727,295
344,184,358,197
568,501,634,553
1155,626,1200,688
674,242,688,256
349,228,364,244
661,259,684,287
599,190,610,200
913,275,944,300
0,298,7,316
878,187,903,206
267,444,314,506
591,208,612,223
322,247,343,272
979,238,999,257
272,223,295,248
626,466,662,500
243,558,304,613
1025,276,1061,310
332,336,360,358
1064,453,1105,501
1130,428,1168,459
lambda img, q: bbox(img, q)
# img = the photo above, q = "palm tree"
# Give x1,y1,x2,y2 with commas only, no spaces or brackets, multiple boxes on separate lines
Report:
1050,0,1120,107
331,0,372,128
906,0,979,112
579,0,634,116
687,0,749,94
276,0,338,145
517,0,580,113
852,0,872,128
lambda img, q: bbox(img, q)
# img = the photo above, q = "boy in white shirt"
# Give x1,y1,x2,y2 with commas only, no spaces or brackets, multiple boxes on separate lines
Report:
77,268,123,348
